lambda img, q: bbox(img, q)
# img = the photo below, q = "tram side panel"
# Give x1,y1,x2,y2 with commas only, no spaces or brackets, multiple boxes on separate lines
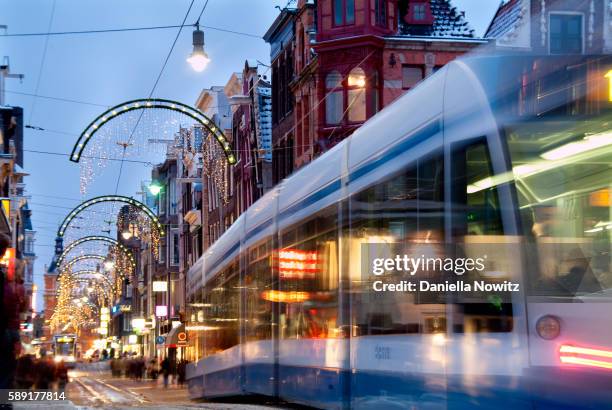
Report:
275,143,347,409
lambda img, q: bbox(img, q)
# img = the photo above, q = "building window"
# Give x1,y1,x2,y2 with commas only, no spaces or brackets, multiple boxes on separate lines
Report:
413,3,426,20
369,70,380,115
334,0,355,26
326,71,343,125
375,0,387,27
159,242,165,263
171,231,179,265
402,65,424,89
347,68,366,122
169,180,177,214
550,13,583,54
159,190,166,215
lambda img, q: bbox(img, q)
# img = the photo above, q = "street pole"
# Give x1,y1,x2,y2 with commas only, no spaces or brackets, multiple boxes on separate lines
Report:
0,54,25,106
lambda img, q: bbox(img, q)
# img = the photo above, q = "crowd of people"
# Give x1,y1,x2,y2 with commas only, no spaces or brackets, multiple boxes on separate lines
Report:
14,354,69,390
0,233,27,393
109,354,188,387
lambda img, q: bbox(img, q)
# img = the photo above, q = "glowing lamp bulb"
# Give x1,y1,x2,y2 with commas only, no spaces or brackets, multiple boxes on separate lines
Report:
148,183,162,196
104,260,115,271
187,27,210,72
187,52,210,72
122,231,133,240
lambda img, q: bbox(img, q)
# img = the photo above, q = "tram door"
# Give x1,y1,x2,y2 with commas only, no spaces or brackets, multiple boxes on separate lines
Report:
446,135,529,409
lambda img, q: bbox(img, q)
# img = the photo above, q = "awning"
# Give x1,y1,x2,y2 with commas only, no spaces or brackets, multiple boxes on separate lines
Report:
165,323,187,348
184,209,201,230
0,199,10,235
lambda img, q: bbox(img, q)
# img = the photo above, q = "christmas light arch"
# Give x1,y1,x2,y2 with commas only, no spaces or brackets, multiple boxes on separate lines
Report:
59,254,105,272
57,195,162,238
71,270,113,286
57,236,135,268
69,98,236,165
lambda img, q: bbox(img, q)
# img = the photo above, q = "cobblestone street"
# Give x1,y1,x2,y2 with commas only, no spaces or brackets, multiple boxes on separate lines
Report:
11,368,290,410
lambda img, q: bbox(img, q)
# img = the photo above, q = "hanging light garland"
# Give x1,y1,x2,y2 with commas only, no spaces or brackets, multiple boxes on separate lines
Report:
202,129,229,204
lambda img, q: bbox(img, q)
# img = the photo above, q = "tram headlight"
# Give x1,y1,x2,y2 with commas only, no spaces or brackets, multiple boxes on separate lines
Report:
536,315,561,340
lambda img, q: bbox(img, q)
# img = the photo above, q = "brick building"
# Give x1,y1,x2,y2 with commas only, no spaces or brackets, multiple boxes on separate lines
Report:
266,0,486,173
486,0,612,53
264,9,297,184
195,84,235,247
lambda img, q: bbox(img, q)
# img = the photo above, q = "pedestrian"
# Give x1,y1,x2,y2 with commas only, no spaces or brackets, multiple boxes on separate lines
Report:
177,359,186,387
55,361,69,391
119,354,126,377
161,357,170,388
35,357,55,389
15,354,35,389
137,356,145,380
0,233,22,391
147,357,158,380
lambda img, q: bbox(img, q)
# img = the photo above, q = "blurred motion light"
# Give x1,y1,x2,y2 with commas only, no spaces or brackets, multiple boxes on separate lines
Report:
187,25,210,72
560,344,612,370
540,132,612,161
261,290,310,303
605,70,612,101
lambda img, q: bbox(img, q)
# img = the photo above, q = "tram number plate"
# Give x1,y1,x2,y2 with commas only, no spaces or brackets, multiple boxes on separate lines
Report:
374,345,391,360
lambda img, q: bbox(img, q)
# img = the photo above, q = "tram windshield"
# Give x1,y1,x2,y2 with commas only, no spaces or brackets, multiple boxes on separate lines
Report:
477,55,612,298
54,334,77,361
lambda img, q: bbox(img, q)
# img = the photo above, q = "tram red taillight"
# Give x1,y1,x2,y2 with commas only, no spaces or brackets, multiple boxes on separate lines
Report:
559,344,612,370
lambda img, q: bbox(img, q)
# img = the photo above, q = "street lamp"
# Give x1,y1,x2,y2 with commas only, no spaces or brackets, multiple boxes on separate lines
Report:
148,182,162,196
187,24,210,72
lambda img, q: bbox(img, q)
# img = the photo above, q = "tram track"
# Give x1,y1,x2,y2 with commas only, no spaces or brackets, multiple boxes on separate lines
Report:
71,374,151,406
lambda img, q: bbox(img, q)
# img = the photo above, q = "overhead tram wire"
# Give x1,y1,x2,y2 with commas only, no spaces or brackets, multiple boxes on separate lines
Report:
196,0,211,25
8,90,109,108
114,0,196,194
0,24,260,39
24,148,154,165
28,0,57,125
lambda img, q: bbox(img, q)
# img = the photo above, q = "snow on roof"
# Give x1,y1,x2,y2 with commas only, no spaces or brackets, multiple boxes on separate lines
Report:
399,0,475,38
485,0,524,39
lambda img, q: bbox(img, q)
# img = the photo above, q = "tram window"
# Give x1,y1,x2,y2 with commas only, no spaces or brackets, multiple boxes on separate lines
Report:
349,152,446,336
464,142,503,235
186,290,205,362
506,117,612,297
202,259,240,355
278,206,339,340
245,238,274,342
451,140,513,333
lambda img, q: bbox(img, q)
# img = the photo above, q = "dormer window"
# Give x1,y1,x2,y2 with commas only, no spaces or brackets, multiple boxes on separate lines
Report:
334,0,355,26
414,4,426,20
405,1,434,25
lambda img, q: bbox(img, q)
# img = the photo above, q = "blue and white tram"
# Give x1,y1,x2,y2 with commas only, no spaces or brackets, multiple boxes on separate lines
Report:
185,54,612,409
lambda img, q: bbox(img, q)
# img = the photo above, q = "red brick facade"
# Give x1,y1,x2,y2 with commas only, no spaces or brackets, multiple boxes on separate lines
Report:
270,0,486,172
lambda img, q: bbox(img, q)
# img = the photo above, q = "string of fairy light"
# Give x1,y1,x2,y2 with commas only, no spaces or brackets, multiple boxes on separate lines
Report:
50,201,160,333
